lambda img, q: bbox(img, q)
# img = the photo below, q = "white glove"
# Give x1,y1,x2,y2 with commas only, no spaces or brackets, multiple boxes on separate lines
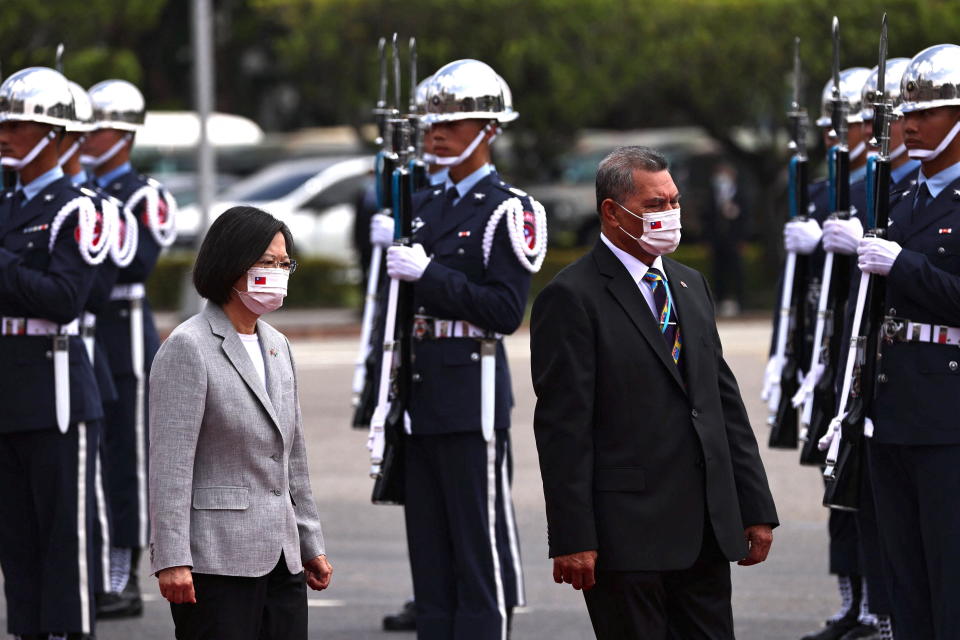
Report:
760,355,781,404
857,237,902,276
822,217,863,255
783,219,823,254
387,243,430,281
370,213,395,247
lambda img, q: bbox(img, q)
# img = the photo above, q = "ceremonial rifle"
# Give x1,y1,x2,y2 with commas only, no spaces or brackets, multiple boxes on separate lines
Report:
407,37,430,191
768,37,810,449
352,37,399,428
823,14,892,510
370,35,413,505
795,17,854,463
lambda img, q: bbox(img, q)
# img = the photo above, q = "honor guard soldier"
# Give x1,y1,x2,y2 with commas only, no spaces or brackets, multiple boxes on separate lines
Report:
857,43,960,639
762,66,880,640
0,66,110,640
61,78,134,612
81,78,177,617
383,60,546,639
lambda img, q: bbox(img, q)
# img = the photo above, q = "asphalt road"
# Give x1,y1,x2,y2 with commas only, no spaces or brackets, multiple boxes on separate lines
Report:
1,318,841,639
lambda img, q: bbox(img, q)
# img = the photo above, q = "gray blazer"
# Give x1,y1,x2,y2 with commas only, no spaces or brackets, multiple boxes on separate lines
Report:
148,303,325,577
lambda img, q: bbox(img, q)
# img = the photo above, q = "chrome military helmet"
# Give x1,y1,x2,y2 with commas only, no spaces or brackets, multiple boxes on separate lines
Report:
65,81,95,132
815,67,872,127
0,67,75,127
413,75,433,115
423,59,518,124
861,58,912,120
88,79,145,130
899,44,960,114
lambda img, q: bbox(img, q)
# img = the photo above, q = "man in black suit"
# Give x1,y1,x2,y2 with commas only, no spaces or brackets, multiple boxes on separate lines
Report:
530,146,778,639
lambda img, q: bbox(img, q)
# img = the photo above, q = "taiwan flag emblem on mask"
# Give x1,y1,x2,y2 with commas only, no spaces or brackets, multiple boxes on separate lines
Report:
255,276,267,285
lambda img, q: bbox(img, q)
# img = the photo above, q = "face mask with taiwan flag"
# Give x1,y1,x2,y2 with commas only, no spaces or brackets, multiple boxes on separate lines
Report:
233,267,289,315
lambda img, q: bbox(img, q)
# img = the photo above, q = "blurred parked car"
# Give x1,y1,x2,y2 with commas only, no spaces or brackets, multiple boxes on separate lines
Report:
175,155,373,263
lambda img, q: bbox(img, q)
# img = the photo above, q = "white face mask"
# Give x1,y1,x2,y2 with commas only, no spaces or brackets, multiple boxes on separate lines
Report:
0,130,56,170
233,267,289,315
908,119,960,162
614,201,682,256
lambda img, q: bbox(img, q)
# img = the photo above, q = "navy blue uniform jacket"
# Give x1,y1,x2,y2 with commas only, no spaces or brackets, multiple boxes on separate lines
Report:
874,173,960,444
0,177,103,432
96,170,166,377
408,172,535,435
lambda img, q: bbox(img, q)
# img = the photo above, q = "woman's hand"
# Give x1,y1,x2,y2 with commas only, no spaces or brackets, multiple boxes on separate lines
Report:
158,566,196,604
304,554,333,591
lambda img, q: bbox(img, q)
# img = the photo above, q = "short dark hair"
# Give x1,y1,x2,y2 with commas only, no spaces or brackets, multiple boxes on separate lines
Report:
192,206,294,305
595,146,669,214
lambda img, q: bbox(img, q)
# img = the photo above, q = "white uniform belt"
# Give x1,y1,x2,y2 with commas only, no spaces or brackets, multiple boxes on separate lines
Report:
110,283,146,301
412,315,502,340
0,317,81,336
883,316,960,346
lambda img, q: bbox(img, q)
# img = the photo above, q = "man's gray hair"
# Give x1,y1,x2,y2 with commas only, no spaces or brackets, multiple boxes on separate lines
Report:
595,146,669,214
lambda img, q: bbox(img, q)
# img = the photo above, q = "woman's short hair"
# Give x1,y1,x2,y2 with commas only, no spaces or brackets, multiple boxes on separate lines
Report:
192,206,295,305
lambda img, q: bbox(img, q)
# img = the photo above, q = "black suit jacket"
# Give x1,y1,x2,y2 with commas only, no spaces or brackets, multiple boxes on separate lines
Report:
530,240,778,572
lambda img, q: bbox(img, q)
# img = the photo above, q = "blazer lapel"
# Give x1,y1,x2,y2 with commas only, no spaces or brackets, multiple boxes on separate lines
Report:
258,323,286,416
204,304,282,431
898,176,960,243
593,242,686,393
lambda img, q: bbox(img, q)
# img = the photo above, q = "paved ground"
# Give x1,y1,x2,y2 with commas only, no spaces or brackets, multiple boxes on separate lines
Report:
1,318,841,639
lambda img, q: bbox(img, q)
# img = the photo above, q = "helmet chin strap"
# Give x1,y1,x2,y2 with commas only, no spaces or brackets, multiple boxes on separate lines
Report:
0,130,57,170
79,133,131,168
849,140,867,162
908,119,960,162
432,123,494,167
58,135,86,165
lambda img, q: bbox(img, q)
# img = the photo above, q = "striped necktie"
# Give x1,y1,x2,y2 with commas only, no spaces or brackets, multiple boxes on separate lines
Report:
642,267,682,364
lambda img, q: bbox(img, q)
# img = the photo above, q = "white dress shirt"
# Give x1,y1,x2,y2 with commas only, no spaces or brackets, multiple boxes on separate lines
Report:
600,232,668,321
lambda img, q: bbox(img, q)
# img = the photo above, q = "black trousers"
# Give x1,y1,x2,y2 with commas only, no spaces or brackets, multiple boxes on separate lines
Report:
170,553,307,640
583,526,733,640
869,441,960,640
404,430,524,640
102,374,150,549
0,422,99,636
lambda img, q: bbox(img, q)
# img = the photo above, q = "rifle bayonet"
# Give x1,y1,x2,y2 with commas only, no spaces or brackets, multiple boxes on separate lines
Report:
830,17,848,147
55,43,64,74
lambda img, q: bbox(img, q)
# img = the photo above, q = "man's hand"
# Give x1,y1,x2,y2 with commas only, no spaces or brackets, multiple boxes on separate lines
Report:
552,550,598,591
158,566,196,604
738,525,773,566
304,554,333,591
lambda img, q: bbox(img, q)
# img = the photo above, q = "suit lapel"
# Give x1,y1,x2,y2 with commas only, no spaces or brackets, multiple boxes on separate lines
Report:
594,242,686,393
205,304,282,431
898,176,960,243
3,177,69,236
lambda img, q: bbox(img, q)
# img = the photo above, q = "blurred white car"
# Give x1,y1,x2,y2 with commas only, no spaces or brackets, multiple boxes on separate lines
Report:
176,155,373,262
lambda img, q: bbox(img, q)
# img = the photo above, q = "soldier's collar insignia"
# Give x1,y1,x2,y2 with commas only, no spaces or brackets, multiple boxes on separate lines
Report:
433,188,443,197
473,192,486,202
412,216,425,232
43,193,54,202
954,189,960,198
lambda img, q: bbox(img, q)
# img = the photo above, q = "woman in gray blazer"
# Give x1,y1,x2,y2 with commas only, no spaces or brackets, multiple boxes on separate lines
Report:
148,206,332,639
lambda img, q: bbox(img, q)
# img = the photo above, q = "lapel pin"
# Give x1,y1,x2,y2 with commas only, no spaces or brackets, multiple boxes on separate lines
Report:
680,280,688,288
269,348,278,357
